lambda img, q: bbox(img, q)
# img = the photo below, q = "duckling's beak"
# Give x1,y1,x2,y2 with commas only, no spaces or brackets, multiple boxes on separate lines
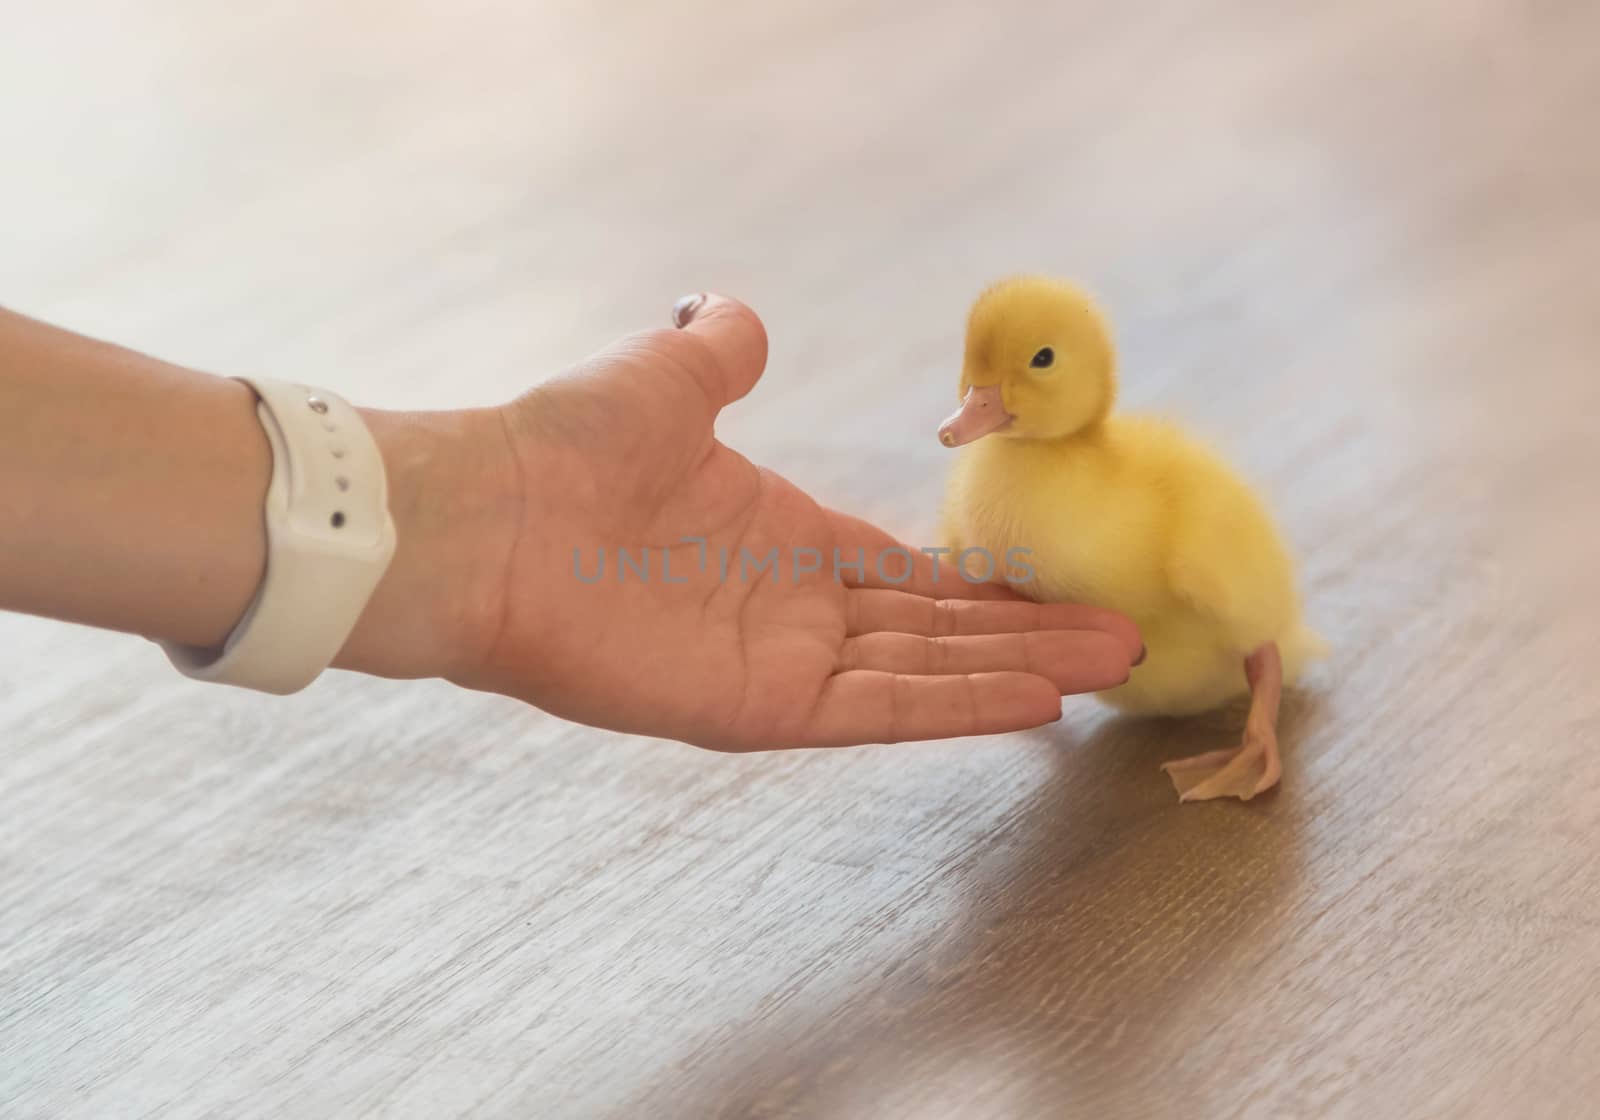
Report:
938,384,1012,447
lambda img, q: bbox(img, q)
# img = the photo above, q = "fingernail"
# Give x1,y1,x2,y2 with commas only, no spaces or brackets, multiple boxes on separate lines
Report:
671,293,707,328
1134,644,1147,666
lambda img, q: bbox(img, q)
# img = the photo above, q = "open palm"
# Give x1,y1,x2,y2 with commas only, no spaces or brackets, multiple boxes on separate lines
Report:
463,295,1139,750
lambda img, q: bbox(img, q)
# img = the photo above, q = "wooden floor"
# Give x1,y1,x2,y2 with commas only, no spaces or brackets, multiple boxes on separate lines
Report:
4,1,1599,1116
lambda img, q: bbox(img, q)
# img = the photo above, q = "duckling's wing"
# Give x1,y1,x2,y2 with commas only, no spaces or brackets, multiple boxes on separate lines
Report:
1161,467,1300,653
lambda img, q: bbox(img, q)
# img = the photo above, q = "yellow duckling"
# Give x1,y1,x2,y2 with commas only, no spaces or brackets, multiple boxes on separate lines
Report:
938,276,1324,802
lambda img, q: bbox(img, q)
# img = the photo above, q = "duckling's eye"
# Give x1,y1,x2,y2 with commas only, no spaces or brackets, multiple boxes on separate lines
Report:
1030,346,1055,369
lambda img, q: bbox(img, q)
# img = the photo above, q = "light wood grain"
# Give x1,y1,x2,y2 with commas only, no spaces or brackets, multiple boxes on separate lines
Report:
4,1,1599,1116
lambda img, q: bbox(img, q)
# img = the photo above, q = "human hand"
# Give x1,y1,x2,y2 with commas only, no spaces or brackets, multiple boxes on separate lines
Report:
345,295,1141,749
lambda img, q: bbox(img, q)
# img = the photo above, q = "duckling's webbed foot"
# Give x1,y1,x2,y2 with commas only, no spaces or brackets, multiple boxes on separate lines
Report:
1161,642,1283,803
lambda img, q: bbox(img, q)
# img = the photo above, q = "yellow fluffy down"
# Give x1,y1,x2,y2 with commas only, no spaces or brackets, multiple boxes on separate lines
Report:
945,416,1324,714
941,276,1326,718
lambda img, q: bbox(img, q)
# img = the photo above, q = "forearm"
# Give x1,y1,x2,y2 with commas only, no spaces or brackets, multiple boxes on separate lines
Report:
0,308,269,648
0,308,515,681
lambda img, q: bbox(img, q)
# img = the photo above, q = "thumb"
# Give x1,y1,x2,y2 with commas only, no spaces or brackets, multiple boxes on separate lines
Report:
668,292,769,408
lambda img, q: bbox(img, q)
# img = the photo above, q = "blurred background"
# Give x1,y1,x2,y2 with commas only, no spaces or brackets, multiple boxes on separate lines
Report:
3,1,1599,1117
5,1,1595,566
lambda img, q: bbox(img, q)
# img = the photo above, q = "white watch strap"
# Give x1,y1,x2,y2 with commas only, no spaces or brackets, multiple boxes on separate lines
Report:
162,378,397,694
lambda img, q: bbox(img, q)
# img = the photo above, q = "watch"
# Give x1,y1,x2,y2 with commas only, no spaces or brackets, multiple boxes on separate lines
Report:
162,377,397,694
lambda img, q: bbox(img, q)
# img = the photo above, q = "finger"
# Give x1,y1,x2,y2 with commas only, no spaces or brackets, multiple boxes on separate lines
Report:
823,508,1019,601
801,671,1063,747
839,630,1132,694
846,587,1143,658
661,292,769,408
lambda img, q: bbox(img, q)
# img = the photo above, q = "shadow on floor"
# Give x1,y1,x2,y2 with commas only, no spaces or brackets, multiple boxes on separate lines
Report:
629,690,1326,1118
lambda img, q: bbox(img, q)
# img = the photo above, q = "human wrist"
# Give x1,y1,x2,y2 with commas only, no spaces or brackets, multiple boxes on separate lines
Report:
335,405,520,682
